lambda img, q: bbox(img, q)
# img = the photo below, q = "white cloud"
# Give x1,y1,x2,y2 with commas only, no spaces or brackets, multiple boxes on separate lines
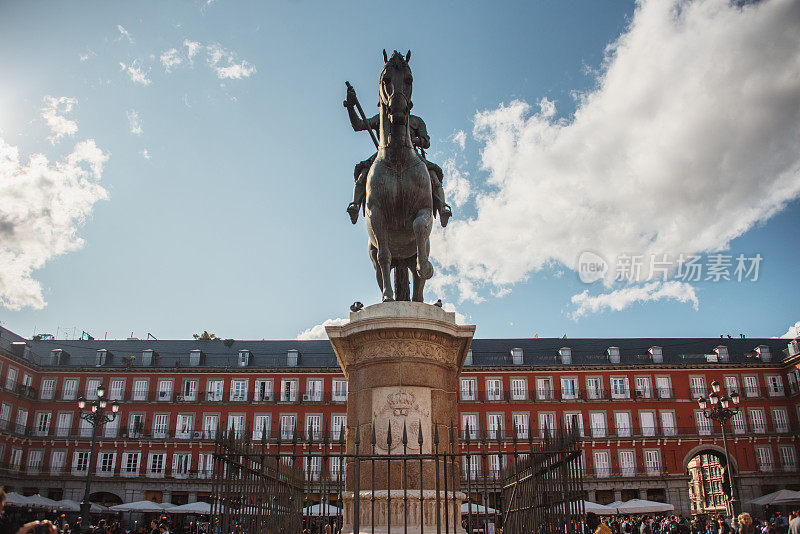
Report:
0,135,109,310
160,48,182,72
453,130,466,150
79,50,95,62
432,0,800,317
184,39,202,62
780,320,800,339
116,24,134,44
570,281,699,319
119,60,151,86
126,109,142,135
41,96,78,145
442,157,471,208
296,317,349,340
206,43,256,79
140,148,151,160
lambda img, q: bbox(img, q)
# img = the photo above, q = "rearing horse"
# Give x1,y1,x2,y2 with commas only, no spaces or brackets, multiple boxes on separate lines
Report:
366,50,433,302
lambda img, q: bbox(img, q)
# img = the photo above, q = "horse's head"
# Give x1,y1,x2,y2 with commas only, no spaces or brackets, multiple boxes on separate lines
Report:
379,49,413,126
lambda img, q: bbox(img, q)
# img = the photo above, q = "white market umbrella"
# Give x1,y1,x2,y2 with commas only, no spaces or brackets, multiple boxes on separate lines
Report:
750,490,800,506
168,502,212,515
461,501,498,514
3,492,33,507
617,499,674,514
53,500,81,512
582,501,616,515
110,500,175,513
302,503,342,517
26,494,61,510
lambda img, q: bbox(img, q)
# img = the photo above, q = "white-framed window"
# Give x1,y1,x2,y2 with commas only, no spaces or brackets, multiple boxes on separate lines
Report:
772,408,789,433
510,378,527,401
564,412,583,436
731,411,746,434
724,376,739,395
635,377,652,399
228,414,245,438
512,413,529,439
16,408,28,430
330,456,343,480
306,379,323,402
755,446,773,471
55,411,72,437
207,379,223,401
198,453,214,478
332,379,347,402
22,373,32,388
586,377,603,400
280,379,299,402
172,452,191,477
461,413,478,439
332,414,347,441
778,446,797,471
593,451,610,477
122,452,140,475
487,454,502,479
73,451,90,474
464,454,481,479
50,450,66,474
619,450,636,476
157,379,173,401
109,379,124,401
203,414,219,439
34,412,51,436
743,376,759,397
639,411,656,437
655,376,672,399
0,403,9,428
103,416,119,438
561,377,578,400
487,413,503,439
132,379,148,401
10,448,23,470
85,378,101,399
536,378,553,400
255,379,274,401
749,408,766,434
486,378,503,401
695,411,712,435
280,414,297,440
460,378,477,401
590,412,606,438
176,414,194,438
614,411,632,437
26,450,43,473
63,378,78,400
303,455,322,481
97,451,116,475
128,413,145,438
253,414,271,440
766,375,784,397
644,450,661,474
153,414,169,438
40,379,56,400
538,412,556,437
230,379,248,401
689,376,706,399
659,411,676,436
148,452,166,475
306,414,322,440
610,377,629,399
5,367,18,389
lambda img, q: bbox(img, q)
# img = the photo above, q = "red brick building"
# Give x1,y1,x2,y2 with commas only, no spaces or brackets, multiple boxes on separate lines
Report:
0,325,798,516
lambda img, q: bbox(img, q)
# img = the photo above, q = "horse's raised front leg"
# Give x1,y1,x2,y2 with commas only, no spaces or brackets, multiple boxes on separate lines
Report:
412,209,434,280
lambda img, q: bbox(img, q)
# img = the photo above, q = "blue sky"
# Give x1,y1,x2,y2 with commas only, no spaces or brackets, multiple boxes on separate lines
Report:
1,0,799,341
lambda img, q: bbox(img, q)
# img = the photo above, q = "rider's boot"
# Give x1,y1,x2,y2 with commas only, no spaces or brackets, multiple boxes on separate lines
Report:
347,202,360,224
439,204,452,227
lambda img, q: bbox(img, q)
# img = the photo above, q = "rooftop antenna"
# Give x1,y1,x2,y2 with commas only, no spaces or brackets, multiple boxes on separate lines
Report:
147,332,157,340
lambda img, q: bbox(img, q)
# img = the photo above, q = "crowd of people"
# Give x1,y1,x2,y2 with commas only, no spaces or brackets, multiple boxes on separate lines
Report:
585,510,800,534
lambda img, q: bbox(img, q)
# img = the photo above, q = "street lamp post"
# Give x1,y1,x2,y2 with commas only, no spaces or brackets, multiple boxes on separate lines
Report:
698,380,741,518
77,384,120,520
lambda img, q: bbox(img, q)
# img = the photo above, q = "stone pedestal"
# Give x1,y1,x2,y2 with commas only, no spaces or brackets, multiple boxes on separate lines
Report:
327,302,475,534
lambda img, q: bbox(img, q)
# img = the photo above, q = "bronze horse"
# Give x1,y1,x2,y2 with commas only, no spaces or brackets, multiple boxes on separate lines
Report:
366,50,433,302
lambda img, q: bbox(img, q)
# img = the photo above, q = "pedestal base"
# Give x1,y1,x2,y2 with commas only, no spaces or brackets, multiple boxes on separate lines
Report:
341,490,467,534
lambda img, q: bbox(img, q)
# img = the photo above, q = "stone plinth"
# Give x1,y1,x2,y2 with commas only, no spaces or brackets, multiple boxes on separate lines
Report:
326,302,475,534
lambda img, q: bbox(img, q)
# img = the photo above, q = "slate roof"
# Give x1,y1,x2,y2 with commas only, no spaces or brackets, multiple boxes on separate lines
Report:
0,326,794,369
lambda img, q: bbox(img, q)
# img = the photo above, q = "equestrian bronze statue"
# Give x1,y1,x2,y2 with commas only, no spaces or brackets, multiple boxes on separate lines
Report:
344,50,451,302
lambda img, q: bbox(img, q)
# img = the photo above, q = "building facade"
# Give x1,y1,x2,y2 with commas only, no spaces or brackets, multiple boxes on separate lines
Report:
0,326,798,516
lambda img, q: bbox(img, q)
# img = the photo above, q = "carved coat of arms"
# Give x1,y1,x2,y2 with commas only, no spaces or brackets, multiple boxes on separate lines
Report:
372,387,431,454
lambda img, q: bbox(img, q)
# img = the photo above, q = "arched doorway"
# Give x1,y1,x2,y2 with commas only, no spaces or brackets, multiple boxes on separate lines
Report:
683,446,738,517
89,491,123,508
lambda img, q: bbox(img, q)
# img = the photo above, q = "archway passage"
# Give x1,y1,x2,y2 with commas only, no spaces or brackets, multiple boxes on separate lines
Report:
686,449,737,517
89,491,123,508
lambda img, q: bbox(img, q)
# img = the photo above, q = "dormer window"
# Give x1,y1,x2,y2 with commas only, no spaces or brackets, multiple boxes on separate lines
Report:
649,346,663,363
51,349,65,366
464,349,473,366
189,350,203,367
238,350,251,367
511,348,524,365
714,346,729,362
96,349,108,366
558,347,572,365
755,345,771,362
287,349,299,367
142,349,155,367
607,347,620,364
11,342,30,360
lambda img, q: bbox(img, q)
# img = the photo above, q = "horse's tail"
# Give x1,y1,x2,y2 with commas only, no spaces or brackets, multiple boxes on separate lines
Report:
394,262,411,301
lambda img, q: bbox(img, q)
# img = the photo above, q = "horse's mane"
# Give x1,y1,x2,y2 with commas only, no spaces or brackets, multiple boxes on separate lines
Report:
381,50,410,76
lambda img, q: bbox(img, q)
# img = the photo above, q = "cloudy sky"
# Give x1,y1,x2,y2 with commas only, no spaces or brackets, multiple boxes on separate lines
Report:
1,0,798,341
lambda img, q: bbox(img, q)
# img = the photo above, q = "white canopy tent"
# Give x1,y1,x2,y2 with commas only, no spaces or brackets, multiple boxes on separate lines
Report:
168,502,212,515
110,500,175,513
25,494,61,510
461,501,499,515
749,490,800,506
3,492,33,508
617,499,675,514
302,503,342,517
582,501,617,515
